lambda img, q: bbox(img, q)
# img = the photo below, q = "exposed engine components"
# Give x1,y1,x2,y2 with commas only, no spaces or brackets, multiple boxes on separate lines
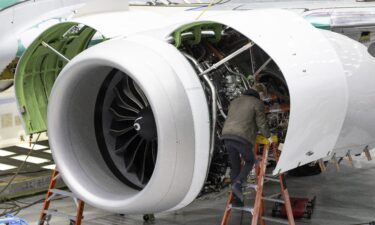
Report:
173,23,291,195
223,68,248,101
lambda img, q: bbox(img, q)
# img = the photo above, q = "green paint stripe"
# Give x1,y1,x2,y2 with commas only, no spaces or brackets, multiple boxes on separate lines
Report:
0,0,21,10
304,15,332,30
16,40,26,57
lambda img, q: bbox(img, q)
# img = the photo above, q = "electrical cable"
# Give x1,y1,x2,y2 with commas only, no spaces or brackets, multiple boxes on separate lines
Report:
195,0,217,20
0,133,42,216
0,132,70,217
351,222,375,225
212,0,232,5
0,133,41,197
0,169,50,177
13,196,68,217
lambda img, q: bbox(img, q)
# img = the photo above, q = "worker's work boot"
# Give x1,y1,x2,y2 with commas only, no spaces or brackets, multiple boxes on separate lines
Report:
231,182,244,202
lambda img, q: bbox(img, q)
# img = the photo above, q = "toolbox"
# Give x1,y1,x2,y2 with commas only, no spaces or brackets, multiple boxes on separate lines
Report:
272,196,316,219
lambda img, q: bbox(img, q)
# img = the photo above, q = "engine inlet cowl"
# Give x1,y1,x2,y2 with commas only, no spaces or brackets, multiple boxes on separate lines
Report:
47,37,210,214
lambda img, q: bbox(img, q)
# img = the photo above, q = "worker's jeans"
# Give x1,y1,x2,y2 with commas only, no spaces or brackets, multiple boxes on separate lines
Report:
224,139,255,185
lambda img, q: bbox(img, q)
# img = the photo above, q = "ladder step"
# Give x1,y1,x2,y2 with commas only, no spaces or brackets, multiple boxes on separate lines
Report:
229,205,254,214
264,177,280,182
262,197,285,204
50,189,76,198
40,168,85,225
262,216,290,224
245,184,257,190
265,174,277,177
44,210,76,221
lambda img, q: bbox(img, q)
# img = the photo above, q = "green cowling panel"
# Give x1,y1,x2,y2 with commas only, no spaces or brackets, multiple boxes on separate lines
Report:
172,21,223,48
15,22,98,134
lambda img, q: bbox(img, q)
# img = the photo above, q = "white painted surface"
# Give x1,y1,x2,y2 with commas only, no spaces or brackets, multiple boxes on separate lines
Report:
75,0,129,17
71,10,169,38
199,10,348,174
321,30,375,158
47,37,209,213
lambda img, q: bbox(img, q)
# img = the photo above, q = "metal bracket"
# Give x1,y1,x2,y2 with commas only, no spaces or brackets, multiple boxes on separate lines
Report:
331,154,340,172
199,42,254,76
41,42,70,63
364,146,372,161
318,159,326,172
346,150,354,167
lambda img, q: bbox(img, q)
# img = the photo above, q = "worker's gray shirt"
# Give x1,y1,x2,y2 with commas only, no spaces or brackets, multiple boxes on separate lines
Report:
221,95,271,145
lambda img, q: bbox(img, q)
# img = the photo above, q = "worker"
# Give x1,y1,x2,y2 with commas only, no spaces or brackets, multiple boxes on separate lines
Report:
221,88,272,207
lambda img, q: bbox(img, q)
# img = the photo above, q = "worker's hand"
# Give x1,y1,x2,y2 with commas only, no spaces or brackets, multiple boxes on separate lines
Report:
268,137,274,145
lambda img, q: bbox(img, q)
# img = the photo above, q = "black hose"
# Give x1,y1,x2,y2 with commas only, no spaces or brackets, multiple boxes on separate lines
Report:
351,222,375,225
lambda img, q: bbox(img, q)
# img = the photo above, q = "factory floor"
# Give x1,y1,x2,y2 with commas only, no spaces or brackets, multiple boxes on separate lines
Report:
12,155,375,225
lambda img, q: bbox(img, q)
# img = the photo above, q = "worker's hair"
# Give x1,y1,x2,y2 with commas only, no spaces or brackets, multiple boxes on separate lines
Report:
243,89,260,99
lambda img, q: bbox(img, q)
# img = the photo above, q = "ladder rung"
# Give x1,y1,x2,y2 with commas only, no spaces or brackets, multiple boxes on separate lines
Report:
229,205,254,214
44,210,76,221
50,189,76,198
245,184,257,190
265,174,278,178
262,216,290,224
262,197,285,204
264,177,280,182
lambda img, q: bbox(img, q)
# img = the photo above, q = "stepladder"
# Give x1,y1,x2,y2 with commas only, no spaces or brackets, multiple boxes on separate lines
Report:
220,135,296,225
39,168,85,225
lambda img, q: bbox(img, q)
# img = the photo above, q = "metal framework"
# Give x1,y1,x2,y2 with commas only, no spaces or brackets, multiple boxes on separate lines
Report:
38,168,85,225
220,136,296,225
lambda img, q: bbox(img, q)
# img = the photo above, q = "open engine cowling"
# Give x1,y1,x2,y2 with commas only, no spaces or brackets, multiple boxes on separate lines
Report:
47,37,210,213
16,8,375,214
47,9,348,213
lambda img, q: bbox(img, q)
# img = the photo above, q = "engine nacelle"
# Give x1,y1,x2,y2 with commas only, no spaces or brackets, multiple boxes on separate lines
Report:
47,37,210,213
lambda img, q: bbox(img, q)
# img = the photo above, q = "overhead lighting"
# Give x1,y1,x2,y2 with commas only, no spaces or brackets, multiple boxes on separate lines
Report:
16,143,48,151
11,155,49,164
0,150,16,157
42,164,56,170
0,163,16,171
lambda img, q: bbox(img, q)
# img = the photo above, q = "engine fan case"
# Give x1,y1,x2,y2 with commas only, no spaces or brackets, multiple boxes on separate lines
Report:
47,37,210,213
198,10,349,173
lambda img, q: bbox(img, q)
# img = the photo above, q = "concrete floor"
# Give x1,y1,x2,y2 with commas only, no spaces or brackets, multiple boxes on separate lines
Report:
13,155,375,225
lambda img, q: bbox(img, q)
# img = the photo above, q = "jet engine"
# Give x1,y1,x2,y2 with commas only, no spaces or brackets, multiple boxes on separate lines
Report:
15,9,375,214
47,37,210,213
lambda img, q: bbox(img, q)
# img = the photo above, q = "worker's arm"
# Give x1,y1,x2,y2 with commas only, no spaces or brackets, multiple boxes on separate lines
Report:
255,101,271,138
